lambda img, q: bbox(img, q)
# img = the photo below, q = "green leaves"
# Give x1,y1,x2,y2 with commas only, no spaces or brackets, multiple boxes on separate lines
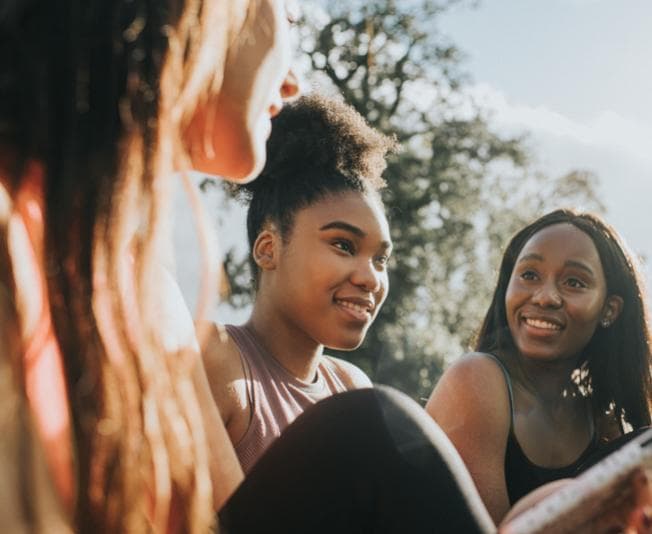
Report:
221,0,604,401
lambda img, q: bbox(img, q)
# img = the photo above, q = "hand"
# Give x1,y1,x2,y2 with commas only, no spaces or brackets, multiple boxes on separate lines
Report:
561,467,652,534
499,468,652,534
595,467,652,534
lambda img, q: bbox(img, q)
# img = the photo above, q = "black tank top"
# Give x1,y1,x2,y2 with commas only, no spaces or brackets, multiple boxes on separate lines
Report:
483,353,600,504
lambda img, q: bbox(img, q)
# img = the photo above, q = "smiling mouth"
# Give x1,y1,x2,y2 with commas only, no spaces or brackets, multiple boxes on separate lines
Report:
334,299,372,321
523,317,562,331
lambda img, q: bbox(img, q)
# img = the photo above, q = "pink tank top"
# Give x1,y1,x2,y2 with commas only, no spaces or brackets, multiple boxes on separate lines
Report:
226,324,351,473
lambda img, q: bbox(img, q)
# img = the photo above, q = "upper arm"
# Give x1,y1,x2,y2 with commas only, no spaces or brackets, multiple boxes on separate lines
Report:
190,326,244,509
425,353,512,523
154,265,199,354
152,276,245,508
198,321,246,429
326,356,373,389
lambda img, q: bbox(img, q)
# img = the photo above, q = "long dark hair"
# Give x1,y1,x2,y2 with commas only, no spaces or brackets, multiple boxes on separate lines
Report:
475,208,652,431
1,0,243,531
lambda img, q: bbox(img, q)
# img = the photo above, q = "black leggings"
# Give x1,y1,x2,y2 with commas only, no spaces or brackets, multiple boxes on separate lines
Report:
219,386,496,533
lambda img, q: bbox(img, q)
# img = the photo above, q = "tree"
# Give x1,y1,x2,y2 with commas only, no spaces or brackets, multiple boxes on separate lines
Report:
222,0,604,401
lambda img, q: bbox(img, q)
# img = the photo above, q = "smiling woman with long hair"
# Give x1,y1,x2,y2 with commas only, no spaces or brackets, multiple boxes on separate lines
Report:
426,209,652,524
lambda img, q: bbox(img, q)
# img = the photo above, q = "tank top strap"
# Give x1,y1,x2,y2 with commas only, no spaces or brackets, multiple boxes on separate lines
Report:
480,352,515,431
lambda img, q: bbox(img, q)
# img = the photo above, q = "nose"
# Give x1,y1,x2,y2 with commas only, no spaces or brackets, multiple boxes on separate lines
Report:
532,280,563,309
280,69,300,101
351,259,385,295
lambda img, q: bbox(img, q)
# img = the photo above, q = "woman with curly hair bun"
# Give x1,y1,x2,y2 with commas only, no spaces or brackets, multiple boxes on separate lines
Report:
201,93,397,473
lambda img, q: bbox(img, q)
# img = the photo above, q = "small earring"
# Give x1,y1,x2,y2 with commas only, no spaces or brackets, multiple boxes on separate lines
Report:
601,318,610,328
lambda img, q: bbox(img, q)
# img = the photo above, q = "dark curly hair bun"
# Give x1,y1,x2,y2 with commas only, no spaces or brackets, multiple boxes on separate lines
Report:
235,92,397,284
237,93,396,198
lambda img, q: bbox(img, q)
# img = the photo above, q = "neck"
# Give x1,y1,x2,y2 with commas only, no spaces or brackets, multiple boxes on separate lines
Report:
247,304,324,383
512,353,582,403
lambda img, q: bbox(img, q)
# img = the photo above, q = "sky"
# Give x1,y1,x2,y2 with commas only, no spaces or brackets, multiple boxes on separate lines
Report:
438,0,652,291
175,0,652,317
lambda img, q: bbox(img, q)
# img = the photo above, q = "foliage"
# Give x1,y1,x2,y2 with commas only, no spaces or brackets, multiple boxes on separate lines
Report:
221,0,604,401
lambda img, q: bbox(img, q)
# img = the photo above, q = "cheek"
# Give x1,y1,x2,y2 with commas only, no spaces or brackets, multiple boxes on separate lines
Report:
377,276,390,305
280,256,322,299
570,296,605,325
504,284,523,330
504,281,520,313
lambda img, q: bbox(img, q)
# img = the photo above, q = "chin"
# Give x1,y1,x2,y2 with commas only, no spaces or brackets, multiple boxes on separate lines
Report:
199,122,267,182
519,346,568,362
226,162,260,182
228,116,270,182
325,335,366,352
231,143,268,183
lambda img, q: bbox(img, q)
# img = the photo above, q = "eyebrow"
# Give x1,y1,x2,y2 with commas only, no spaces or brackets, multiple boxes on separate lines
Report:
517,253,595,276
518,253,544,263
564,260,595,276
319,221,393,250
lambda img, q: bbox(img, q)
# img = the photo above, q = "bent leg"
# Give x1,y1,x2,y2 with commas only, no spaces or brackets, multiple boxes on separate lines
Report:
219,386,495,534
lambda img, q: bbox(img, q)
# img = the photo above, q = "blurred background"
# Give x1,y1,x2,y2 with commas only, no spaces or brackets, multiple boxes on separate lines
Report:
175,0,652,402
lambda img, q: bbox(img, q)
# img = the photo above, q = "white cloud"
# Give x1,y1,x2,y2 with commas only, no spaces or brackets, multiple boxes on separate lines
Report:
565,0,608,5
466,82,652,167
460,82,652,298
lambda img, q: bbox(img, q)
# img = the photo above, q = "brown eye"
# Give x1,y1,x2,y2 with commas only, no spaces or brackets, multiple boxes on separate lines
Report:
566,277,587,289
519,270,538,281
333,239,355,255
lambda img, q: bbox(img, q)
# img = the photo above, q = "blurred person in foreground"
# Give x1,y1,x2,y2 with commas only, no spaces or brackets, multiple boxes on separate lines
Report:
0,0,298,530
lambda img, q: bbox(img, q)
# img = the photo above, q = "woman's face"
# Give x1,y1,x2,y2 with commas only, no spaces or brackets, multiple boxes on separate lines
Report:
504,223,621,364
266,191,392,351
186,0,299,181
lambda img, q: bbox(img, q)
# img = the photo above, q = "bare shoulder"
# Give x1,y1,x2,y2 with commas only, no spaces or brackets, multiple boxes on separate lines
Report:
426,352,514,522
196,321,247,425
197,321,244,384
426,352,511,435
433,352,509,395
154,266,198,354
430,352,509,397
323,355,373,389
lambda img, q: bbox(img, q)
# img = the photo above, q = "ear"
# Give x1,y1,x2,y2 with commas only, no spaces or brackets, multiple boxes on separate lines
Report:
600,295,624,328
252,228,279,271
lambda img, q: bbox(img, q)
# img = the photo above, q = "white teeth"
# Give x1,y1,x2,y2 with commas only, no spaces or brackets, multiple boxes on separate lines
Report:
525,318,561,330
336,300,370,314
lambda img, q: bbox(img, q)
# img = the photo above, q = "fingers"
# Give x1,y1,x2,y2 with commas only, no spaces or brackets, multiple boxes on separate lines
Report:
622,468,652,534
